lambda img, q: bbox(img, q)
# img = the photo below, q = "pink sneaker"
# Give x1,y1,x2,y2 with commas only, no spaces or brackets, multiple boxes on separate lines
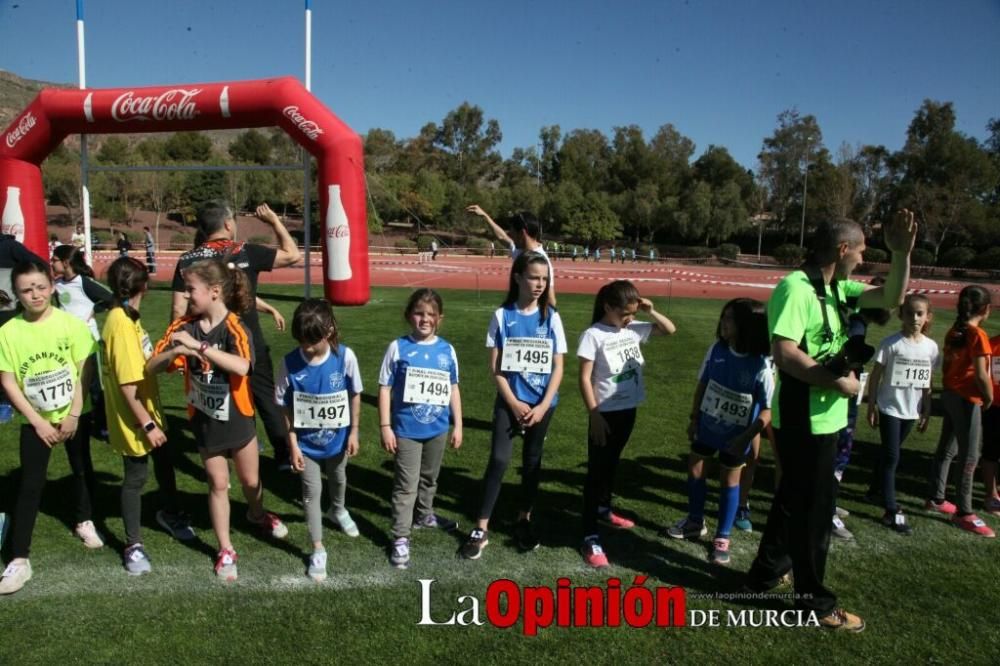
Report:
924,499,957,515
247,510,288,539
599,510,635,529
952,514,995,538
581,538,610,568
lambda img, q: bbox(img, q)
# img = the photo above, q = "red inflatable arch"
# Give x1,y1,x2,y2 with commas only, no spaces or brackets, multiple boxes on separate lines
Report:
0,77,369,305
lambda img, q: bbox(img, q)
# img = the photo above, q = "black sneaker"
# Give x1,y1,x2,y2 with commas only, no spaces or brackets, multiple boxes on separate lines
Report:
882,510,913,536
514,519,540,552
460,529,489,560
413,513,458,532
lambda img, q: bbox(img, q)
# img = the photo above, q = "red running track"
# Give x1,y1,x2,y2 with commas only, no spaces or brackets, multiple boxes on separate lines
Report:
94,251,989,308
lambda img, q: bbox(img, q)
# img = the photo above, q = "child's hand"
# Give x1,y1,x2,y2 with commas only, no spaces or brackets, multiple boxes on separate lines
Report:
520,405,547,428
867,406,879,429
34,419,63,447
918,413,930,433
509,399,531,423
381,426,397,454
270,309,286,332
450,427,463,450
346,433,359,456
145,425,167,448
589,410,609,447
170,331,201,353
638,297,653,313
289,444,305,473
57,413,80,442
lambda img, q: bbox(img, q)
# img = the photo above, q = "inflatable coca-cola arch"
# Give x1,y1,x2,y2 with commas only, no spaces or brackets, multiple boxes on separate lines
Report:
0,77,368,305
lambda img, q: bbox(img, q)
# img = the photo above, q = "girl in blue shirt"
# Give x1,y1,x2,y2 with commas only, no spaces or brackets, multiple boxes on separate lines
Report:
378,289,463,569
276,299,362,582
666,298,773,566
461,251,567,560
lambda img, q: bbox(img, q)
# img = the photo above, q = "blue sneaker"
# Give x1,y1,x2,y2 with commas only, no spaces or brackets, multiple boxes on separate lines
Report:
734,507,752,532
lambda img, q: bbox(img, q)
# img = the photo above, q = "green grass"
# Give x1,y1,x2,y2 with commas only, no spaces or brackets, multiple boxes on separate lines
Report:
2,284,999,664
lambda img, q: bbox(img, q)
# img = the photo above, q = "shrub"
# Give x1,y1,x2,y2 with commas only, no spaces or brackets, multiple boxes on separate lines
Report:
773,243,806,266
911,248,935,266
466,237,490,256
972,247,1000,270
717,243,740,260
171,231,195,248
416,235,435,251
394,238,418,254
863,247,888,264
939,246,975,268
676,246,713,259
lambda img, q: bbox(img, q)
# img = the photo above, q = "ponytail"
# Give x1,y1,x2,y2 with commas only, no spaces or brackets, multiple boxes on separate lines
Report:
52,244,94,278
106,256,149,322
948,285,991,351
182,258,252,315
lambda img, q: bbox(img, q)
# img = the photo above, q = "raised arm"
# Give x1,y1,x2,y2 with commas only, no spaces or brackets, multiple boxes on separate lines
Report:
858,209,916,310
255,203,301,269
466,204,513,248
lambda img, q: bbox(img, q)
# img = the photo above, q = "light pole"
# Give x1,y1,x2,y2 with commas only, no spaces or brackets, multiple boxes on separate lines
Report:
798,135,813,248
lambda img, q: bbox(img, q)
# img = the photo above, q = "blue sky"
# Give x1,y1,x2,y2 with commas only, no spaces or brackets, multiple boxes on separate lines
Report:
1,0,997,169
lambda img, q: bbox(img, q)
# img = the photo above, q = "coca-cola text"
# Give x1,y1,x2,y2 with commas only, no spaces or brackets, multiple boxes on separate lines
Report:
5,112,37,148
283,105,324,140
327,225,351,239
111,89,202,122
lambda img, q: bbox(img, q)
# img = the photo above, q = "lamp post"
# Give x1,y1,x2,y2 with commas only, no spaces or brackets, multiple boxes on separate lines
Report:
798,135,814,248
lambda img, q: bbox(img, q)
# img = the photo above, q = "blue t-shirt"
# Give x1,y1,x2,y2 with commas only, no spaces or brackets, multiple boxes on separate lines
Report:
275,344,362,460
695,342,774,451
486,304,568,407
378,335,459,440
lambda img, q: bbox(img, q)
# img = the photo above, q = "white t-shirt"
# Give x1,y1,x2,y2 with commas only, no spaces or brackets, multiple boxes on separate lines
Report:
512,244,554,291
873,332,940,420
577,321,654,411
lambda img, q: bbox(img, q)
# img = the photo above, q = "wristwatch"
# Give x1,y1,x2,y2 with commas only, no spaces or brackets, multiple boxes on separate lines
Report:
143,421,157,433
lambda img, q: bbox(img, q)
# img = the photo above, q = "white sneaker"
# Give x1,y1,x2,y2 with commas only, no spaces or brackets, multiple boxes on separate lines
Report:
74,520,104,549
308,550,328,582
0,560,32,595
327,510,360,538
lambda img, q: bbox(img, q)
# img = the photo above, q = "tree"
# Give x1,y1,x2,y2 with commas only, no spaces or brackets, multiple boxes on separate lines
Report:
431,103,503,185
364,128,400,174
42,145,82,223
558,129,612,194
894,100,997,261
757,109,825,240
164,132,214,162
229,129,272,165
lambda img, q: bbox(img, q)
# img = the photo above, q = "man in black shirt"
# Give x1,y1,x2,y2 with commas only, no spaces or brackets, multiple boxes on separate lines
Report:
171,200,301,468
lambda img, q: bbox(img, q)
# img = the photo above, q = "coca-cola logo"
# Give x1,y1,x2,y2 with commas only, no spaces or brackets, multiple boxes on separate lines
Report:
5,112,37,148
327,225,351,238
283,105,324,140
111,88,202,122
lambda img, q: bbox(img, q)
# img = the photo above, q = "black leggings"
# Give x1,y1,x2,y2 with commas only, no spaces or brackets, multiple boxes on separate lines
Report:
582,408,637,537
9,416,96,559
477,397,556,520
121,444,180,546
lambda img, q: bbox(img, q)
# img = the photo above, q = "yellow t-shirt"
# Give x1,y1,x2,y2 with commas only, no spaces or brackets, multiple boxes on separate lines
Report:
100,308,164,456
0,307,96,423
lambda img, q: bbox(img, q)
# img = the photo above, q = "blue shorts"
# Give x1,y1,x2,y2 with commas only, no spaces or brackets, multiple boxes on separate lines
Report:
691,440,749,468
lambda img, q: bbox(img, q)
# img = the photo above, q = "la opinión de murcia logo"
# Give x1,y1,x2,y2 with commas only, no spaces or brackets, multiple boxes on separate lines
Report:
5,112,37,148
111,89,202,122
283,106,324,140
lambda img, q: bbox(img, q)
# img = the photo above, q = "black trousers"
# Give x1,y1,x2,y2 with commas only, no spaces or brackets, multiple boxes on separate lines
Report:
248,333,289,462
747,424,838,616
121,444,180,545
477,397,555,520
582,408,637,536
10,417,95,559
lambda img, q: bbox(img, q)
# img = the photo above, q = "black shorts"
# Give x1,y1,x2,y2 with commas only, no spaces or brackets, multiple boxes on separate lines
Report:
982,406,1000,463
691,440,749,468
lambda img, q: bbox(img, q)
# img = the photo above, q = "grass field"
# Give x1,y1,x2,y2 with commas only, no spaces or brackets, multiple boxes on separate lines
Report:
1,284,999,664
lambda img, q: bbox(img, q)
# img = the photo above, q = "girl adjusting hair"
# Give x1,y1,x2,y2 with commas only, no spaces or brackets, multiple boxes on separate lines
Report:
926,285,994,537
102,257,194,576
378,289,463,569
148,258,288,581
0,260,98,595
276,298,363,582
461,251,567,560
865,294,938,535
667,298,773,566
577,280,676,567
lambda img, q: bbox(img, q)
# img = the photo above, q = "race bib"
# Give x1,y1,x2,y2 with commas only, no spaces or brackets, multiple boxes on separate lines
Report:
187,376,230,421
601,334,644,375
890,356,931,389
700,379,753,427
24,367,74,413
500,337,553,374
857,371,869,406
402,366,451,406
293,390,349,429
